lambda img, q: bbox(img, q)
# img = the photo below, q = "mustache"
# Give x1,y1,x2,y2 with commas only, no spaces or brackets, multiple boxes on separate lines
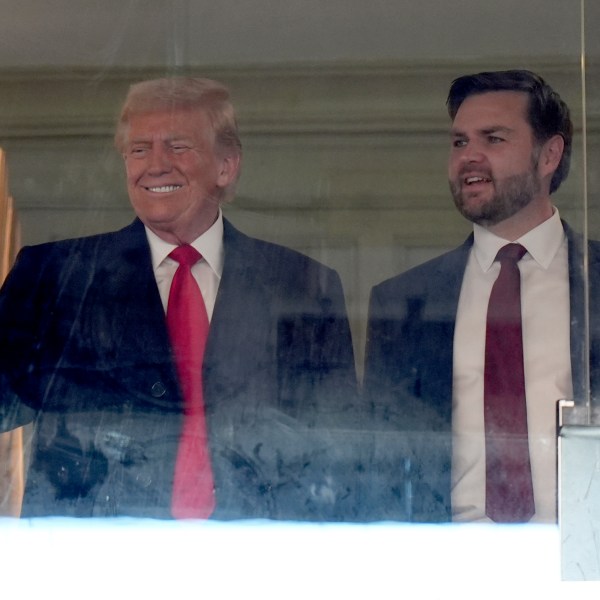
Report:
456,167,493,180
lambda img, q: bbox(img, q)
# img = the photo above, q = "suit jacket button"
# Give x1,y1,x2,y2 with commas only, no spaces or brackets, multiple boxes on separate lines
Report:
150,381,166,398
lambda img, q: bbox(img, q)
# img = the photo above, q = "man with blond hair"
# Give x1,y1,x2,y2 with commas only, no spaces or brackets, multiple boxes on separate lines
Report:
0,77,356,520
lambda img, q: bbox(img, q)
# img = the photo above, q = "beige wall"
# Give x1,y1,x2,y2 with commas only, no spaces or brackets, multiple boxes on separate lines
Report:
0,1,592,68
0,60,596,371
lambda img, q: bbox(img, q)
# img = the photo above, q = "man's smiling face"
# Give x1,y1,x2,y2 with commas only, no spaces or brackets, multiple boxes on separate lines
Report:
124,108,238,244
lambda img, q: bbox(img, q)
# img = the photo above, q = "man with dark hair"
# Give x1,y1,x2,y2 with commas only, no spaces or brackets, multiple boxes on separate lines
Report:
364,69,600,523
446,69,573,197
0,77,357,520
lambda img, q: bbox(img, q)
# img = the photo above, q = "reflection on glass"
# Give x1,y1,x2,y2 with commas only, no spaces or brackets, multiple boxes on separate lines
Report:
0,0,597,591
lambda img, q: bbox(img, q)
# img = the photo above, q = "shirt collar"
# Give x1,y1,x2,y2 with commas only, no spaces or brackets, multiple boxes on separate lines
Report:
472,208,565,272
145,209,225,278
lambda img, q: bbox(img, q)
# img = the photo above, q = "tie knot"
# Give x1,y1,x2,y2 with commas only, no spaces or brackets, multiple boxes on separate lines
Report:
170,245,202,267
496,243,526,264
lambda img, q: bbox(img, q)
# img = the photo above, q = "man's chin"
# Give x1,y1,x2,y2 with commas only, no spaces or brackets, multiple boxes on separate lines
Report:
456,203,521,228
454,195,494,223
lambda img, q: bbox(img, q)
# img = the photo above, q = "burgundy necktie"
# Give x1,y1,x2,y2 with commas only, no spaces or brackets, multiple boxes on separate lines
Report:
484,243,534,523
166,245,215,519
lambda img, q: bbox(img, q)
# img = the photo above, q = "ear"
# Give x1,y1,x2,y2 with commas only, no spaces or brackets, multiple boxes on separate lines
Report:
216,153,241,189
538,134,564,179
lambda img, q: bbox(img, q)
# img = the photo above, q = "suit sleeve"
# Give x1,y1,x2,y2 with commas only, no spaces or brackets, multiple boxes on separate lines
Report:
364,283,414,424
363,275,458,523
0,247,48,431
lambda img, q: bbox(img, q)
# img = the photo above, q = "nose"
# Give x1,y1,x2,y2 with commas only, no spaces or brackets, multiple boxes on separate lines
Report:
147,146,172,175
459,141,485,165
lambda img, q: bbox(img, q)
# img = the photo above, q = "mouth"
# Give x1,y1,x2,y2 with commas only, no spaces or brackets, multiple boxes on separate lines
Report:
144,185,183,193
464,176,492,185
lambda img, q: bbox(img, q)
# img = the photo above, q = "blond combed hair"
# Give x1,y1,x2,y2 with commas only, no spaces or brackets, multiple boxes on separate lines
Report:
115,77,242,202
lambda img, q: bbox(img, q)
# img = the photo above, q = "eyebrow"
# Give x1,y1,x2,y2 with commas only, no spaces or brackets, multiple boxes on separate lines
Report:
127,134,195,146
451,125,515,137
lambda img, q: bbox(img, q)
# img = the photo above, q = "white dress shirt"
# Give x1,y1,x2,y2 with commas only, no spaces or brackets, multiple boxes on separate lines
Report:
144,210,224,321
451,209,572,523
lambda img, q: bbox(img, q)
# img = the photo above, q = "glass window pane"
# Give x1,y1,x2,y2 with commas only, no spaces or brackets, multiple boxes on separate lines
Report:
1,0,596,593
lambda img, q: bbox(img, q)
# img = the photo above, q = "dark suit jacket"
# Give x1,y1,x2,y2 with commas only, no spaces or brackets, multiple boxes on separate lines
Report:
363,222,600,522
0,218,358,520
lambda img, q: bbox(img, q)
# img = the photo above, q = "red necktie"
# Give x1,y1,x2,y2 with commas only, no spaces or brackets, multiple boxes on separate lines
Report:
166,245,215,519
484,243,534,523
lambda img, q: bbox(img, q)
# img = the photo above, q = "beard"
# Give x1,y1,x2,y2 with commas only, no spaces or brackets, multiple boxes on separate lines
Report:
449,163,542,228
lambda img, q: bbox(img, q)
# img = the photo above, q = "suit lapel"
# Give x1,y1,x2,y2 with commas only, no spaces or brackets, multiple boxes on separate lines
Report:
420,236,473,425
203,220,275,412
564,223,588,405
67,219,180,414
94,220,171,368
564,222,600,406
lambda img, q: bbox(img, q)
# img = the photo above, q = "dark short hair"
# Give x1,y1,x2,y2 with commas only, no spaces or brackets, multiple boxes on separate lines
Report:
447,70,573,194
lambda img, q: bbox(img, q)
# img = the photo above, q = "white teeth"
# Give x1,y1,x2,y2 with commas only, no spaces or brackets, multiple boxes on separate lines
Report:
147,185,181,193
465,177,489,184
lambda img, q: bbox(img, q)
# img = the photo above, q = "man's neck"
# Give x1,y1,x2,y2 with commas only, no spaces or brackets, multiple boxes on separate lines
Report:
485,196,554,241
